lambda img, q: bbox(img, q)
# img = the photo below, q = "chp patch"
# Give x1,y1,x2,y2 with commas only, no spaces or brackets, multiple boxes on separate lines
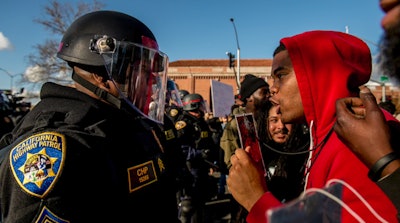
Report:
164,129,175,141
128,160,158,192
10,132,66,198
175,120,187,130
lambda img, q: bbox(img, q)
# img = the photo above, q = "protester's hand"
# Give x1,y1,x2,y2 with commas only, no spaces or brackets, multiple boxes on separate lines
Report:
334,86,393,168
227,147,268,211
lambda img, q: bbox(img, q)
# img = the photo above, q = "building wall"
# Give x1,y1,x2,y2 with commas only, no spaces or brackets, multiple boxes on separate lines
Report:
168,59,400,115
168,59,272,106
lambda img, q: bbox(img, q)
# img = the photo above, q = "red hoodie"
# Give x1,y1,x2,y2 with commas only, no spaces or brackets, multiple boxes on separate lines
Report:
247,30,398,222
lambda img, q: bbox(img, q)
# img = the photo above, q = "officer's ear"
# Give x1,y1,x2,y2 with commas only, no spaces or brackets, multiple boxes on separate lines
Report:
92,73,110,88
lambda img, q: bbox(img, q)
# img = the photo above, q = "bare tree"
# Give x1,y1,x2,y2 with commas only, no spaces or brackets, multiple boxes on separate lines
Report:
26,0,104,87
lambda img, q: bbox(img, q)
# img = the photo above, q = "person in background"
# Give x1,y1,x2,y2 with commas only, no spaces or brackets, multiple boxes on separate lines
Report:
261,104,309,203
0,10,179,222
179,89,190,101
334,0,400,219
0,110,14,141
233,103,309,223
174,93,220,223
165,79,184,123
220,74,270,169
0,91,15,141
221,74,269,223
227,30,398,222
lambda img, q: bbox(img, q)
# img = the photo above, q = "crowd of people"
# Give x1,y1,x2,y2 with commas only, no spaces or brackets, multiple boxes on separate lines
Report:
1,0,400,222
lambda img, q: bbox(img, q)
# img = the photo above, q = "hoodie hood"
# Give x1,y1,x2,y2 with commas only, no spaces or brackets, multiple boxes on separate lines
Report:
280,30,372,139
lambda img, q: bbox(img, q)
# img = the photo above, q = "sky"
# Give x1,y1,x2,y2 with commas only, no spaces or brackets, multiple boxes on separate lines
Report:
0,0,387,93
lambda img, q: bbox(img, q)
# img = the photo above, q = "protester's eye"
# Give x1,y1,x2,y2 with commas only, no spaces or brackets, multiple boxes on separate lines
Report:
273,72,284,80
269,118,278,123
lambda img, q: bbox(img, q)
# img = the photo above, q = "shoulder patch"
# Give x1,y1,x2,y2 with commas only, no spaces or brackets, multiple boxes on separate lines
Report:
36,206,70,223
170,108,179,117
175,120,186,130
10,132,66,198
164,129,175,141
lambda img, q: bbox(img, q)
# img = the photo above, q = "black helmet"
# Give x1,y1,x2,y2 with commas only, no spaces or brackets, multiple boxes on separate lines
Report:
179,90,189,100
182,93,206,112
57,10,156,66
57,11,169,124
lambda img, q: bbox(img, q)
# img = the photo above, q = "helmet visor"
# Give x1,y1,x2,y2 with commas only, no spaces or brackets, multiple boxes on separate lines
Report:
90,35,168,123
167,80,183,107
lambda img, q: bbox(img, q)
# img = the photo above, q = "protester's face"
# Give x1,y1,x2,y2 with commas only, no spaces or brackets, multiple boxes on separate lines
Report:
268,105,292,144
380,16,400,83
269,50,305,124
380,0,400,31
379,0,400,83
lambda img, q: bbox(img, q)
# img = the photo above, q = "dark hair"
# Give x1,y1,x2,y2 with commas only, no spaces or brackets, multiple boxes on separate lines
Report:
273,42,286,57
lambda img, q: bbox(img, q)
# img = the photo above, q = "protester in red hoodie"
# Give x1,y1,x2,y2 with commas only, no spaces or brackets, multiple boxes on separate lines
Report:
227,30,398,222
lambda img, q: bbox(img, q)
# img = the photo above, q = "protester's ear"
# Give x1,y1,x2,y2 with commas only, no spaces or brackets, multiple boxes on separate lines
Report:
246,96,253,104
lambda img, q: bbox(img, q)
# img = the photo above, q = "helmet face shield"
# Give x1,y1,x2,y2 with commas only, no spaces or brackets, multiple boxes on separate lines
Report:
166,80,183,107
90,35,168,123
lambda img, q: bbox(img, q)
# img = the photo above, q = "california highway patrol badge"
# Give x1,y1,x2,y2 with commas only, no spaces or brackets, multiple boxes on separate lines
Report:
175,120,186,130
10,132,66,198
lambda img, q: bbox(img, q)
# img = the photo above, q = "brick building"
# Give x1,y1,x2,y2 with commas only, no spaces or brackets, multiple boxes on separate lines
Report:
168,59,273,105
168,59,400,114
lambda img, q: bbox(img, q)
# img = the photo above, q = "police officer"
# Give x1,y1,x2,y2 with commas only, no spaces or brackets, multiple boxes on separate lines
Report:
174,93,220,223
0,11,179,222
165,79,184,123
179,89,189,101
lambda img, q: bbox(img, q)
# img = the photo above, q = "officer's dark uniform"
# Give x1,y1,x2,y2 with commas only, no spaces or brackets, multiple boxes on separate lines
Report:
165,104,184,124
0,82,179,222
175,108,219,223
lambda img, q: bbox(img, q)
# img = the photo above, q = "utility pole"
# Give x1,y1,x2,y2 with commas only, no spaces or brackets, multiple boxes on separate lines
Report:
370,78,387,102
230,18,240,93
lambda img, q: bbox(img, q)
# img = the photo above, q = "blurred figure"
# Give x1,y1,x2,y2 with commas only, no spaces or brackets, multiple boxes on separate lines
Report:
0,110,14,140
334,0,400,219
175,93,220,223
0,91,14,141
165,79,184,123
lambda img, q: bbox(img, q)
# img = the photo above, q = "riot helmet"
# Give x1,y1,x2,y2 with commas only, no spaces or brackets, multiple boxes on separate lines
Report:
182,93,206,112
57,10,168,124
179,90,189,100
